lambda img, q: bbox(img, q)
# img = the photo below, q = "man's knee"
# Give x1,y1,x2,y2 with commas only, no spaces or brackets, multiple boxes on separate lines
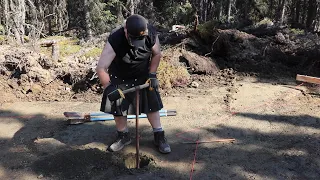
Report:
114,116,127,121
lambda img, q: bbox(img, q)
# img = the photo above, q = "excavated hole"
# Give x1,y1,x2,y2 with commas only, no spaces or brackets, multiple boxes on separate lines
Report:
123,153,154,169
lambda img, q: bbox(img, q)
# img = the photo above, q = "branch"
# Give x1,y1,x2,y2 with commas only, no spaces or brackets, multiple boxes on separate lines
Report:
182,139,236,144
24,23,47,38
205,34,221,57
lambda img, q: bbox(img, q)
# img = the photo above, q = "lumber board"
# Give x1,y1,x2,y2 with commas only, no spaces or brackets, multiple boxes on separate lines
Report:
296,74,320,85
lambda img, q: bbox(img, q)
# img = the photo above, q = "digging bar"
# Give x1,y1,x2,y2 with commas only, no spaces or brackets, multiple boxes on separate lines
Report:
135,88,140,169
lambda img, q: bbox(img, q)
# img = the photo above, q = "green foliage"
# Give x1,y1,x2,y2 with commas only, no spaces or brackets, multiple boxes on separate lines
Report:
155,0,195,27
177,1,194,25
0,35,6,44
60,44,81,57
58,38,81,57
197,21,218,44
89,0,118,34
254,0,269,17
67,0,120,36
84,47,102,58
0,25,4,35
40,36,81,57
256,17,274,26
290,28,305,35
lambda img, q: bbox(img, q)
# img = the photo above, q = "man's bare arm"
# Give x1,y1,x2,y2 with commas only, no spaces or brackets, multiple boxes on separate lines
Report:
149,35,162,73
96,42,116,88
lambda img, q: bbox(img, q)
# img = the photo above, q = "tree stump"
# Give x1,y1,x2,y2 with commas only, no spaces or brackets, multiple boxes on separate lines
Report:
40,40,59,62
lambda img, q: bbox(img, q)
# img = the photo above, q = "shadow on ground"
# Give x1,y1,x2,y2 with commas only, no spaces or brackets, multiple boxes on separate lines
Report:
0,110,319,179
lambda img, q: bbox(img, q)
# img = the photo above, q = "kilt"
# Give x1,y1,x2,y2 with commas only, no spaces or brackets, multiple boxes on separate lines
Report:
100,74,163,116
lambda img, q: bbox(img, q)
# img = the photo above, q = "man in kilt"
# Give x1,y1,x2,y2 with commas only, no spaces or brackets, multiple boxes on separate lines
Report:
96,14,171,154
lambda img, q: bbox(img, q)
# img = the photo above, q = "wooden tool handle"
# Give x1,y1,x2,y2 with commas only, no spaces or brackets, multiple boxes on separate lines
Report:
122,83,149,94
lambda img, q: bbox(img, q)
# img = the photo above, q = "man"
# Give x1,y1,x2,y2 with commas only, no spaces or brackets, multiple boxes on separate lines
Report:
96,14,171,154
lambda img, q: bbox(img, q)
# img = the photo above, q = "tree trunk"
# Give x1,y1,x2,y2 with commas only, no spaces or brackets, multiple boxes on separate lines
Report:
84,0,93,40
204,0,207,22
314,5,320,32
209,1,214,20
290,0,296,22
19,0,26,39
8,0,26,44
130,0,134,15
243,0,249,20
199,0,204,22
227,0,232,23
25,0,38,42
194,13,199,31
306,0,317,30
277,0,286,25
3,0,9,35
295,0,301,23
116,1,124,24
57,0,64,32
218,1,223,21
280,0,286,25
301,0,308,24
48,2,53,35
268,0,274,18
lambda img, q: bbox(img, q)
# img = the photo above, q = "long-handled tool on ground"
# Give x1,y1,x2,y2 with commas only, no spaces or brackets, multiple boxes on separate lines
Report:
64,109,176,125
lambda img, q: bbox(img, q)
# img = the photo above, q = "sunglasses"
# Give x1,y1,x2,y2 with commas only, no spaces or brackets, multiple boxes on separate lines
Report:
128,34,146,40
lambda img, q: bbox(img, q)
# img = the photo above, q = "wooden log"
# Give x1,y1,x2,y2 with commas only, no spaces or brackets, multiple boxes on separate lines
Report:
40,40,59,61
40,40,56,47
194,14,199,32
52,43,59,61
296,74,320,85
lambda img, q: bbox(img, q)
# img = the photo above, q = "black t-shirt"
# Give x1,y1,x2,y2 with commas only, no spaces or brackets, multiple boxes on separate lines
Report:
107,25,157,80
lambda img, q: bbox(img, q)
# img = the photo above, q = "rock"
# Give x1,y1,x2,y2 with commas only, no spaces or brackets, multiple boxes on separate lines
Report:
27,68,53,84
83,142,106,151
20,74,29,82
3,70,11,76
275,32,287,44
37,174,44,179
31,84,43,94
191,81,199,88
21,85,31,94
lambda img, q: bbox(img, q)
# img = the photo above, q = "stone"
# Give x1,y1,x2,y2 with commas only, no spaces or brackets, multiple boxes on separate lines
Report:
191,81,199,88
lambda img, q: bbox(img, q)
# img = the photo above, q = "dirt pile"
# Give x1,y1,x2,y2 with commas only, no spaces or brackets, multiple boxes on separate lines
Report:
0,45,101,104
186,25,320,78
1,25,320,104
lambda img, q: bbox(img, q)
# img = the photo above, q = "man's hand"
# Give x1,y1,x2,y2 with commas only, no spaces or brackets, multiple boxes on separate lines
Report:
105,84,125,101
146,72,159,91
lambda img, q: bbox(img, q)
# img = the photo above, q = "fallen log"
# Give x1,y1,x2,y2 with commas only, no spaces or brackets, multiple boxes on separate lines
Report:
296,74,320,85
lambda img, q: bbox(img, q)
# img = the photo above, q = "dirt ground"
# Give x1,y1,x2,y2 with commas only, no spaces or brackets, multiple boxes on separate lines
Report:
0,75,319,180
